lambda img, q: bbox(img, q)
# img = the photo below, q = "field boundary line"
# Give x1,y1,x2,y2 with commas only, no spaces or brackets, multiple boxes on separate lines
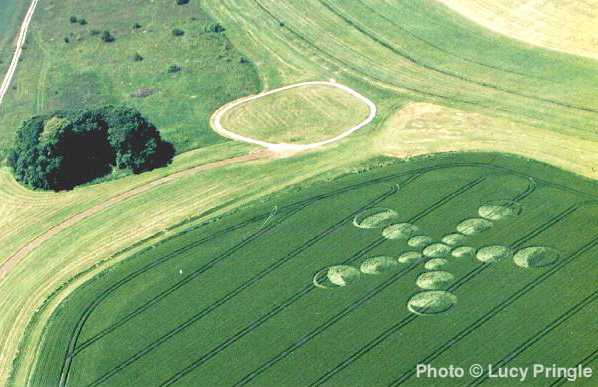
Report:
469,289,598,386
210,80,376,152
58,200,311,387
83,185,400,387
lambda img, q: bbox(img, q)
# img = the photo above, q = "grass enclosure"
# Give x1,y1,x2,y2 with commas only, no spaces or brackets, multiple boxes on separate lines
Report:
30,156,598,386
220,83,370,144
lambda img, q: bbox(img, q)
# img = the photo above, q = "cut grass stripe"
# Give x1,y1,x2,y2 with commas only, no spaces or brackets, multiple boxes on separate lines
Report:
308,206,588,387
156,177,489,386
387,236,598,387
318,0,598,115
468,289,598,386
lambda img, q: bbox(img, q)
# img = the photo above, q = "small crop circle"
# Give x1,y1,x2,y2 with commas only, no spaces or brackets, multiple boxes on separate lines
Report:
476,245,513,263
353,208,398,229
408,235,433,248
326,265,361,286
441,233,467,246
479,200,522,221
424,258,449,270
457,218,493,235
513,247,560,268
416,271,454,289
407,291,457,315
451,246,475,258
423,243,451,258
360,256,399,274
382,223,419,240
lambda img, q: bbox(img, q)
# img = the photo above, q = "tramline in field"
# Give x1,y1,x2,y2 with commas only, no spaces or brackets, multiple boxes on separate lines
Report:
27,155,597,387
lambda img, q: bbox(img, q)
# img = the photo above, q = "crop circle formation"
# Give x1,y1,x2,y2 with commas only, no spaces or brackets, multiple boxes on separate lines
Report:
457,218,493,235
353,207,399,229
513,246,560,268
479,200,522,220
416,271,454,290
360,256,399,274
382,223,419,240
476,245,513,263
407,291,458,315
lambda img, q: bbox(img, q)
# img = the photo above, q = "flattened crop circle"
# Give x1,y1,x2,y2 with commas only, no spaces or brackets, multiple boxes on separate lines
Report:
479,200,522,221
451,246,475,258
408,235,433,248
416,271,454,289
353,207,399,229
423,243,451,258
476,245,513,263
407,290,457,315
441,233,467,246
326,265,361,287
360,256,399,274
382,223,419,240
398,251,424,264
457,218,493,235
513,246,560,268
424,258,449,270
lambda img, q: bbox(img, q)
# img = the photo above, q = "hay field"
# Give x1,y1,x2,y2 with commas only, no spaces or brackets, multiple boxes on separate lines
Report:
27,155,598,386
220,83,370,144
437,0,598,60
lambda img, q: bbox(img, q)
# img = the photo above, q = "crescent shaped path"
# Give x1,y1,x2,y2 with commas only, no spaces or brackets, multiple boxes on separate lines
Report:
210,80,377,152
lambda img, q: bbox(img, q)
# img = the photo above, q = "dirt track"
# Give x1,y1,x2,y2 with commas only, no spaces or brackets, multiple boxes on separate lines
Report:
0,0,39,106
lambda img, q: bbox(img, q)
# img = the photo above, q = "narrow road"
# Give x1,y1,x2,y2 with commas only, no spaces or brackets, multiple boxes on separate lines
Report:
0,0,39,106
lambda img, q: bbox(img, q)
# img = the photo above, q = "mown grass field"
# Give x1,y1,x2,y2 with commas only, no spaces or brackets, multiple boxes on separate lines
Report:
220,84,370,144
438,0,598,60
29,155,598,386
0,0,260,158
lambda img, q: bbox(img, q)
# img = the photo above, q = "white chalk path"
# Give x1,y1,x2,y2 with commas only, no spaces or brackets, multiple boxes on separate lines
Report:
0,0,39,106
210,80,377,152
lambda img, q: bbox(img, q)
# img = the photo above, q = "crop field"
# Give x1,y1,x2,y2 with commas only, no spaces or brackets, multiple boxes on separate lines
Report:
29,157,598,386
219,83,370,144
1,0,598,386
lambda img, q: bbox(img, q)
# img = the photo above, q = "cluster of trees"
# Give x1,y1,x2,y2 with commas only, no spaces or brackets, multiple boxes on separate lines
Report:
9,106,175,191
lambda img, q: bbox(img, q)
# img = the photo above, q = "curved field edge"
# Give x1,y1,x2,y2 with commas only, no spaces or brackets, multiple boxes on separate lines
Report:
437,0,598,61
22,154,598,386
214,81,374,149
375,102,598,180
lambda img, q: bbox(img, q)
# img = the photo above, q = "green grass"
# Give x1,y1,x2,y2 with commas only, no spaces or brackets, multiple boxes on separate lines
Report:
28,154,598,386
0,0,29,75
0,0,261,159
220,84,370,144
205,0,598,141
